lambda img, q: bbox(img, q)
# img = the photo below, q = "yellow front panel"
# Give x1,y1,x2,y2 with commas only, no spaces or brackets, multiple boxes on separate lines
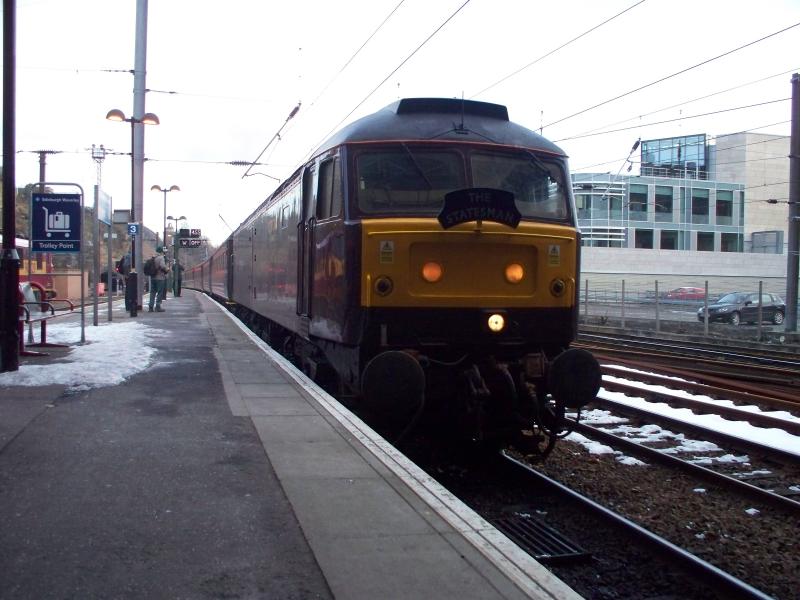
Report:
361,218,577,308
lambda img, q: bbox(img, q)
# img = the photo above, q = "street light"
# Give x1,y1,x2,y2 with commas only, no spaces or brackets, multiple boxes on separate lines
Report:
105,108,159,317
166,214,186,250
151,185,180,258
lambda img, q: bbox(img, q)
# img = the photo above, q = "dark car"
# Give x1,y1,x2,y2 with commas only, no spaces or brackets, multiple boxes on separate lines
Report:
697,292,785,326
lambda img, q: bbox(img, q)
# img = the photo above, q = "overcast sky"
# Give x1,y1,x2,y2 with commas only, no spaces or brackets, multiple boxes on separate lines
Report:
5,0,800,245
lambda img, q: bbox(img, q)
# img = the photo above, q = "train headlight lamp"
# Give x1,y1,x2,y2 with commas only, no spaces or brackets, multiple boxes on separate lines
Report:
505,263,524,284
550,278,566,297
421,261,443,283
487,313,505,333
374,276,394,296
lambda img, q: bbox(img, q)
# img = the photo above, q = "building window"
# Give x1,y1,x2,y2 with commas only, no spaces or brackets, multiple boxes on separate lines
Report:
752,230,783,254
660,230,678,250
697,231,714,251
640,134,707,179
576,194,590,219
610,196,623,220
721,232,741,252
716,189,733,225
739,191,745,226
629,184,648,221
655,186,673,222
635,229,653,248
691,188,709,224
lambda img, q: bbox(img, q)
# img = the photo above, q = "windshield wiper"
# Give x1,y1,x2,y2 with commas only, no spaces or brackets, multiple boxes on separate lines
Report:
401,143,433,190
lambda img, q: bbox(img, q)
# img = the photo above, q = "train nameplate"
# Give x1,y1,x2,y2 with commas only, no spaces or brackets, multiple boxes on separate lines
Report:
438,188,520,229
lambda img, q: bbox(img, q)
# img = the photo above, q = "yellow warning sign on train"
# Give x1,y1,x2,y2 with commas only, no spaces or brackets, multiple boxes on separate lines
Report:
547,244,561,266
379,240,394,264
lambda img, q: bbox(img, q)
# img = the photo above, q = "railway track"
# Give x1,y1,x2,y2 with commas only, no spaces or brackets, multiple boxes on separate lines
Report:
501,452,776,600
497,339,800,598
577,332,800,391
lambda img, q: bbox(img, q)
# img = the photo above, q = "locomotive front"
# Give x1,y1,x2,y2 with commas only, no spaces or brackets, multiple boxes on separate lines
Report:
338,99,601,450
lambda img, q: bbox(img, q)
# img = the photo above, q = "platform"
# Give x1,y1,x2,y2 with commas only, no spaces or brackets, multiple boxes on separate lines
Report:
0,290,579,599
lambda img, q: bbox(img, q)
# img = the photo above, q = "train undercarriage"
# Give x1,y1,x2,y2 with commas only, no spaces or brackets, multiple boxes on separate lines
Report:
231,300,600,458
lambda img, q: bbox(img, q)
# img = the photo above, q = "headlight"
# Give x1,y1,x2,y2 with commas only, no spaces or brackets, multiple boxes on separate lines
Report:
504,263,524,284
421,261,443,283
487,313,505,333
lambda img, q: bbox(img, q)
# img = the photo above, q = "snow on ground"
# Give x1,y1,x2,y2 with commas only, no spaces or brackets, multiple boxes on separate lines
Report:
0,320,158,391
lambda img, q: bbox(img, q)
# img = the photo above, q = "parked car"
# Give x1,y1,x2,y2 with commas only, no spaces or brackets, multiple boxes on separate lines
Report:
697,292,785,326
664,286,706,300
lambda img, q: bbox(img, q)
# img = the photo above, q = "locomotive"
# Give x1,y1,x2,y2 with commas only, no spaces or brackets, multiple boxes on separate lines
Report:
186,97,600,454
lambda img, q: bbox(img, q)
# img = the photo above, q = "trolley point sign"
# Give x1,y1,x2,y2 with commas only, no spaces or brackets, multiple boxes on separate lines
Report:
31,193,83,252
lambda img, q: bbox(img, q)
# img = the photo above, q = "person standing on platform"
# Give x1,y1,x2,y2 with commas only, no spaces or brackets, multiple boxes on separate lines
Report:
173,258,185,297
148,246,170,312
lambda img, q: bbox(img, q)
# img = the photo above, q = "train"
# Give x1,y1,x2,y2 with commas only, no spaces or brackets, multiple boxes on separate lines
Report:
186,97,600,454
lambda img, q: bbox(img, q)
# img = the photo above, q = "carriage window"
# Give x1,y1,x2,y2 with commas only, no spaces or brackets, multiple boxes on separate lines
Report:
356,148,465,214
317,157,343,219
471,152,568,219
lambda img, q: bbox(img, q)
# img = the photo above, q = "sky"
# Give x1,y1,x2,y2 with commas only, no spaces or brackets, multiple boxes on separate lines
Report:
4,0,800,246
2,305,799,468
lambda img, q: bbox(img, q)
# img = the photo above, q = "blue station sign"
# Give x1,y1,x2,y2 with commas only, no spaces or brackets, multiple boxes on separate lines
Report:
31,193,82,252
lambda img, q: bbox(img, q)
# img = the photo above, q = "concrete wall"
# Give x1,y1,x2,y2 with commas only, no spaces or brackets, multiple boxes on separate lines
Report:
583,247,786,277
714,132,790,247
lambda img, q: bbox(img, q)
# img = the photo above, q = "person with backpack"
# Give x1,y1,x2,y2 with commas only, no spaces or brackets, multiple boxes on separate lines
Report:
146,246,170,312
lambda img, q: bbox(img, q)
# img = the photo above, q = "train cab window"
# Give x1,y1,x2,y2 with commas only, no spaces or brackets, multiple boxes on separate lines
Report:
317,157,343,220
356,147,465,214
471,152,569,220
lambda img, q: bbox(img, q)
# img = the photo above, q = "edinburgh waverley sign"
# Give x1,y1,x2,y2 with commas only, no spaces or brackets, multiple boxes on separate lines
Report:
31,193,83,252
438,188,521,229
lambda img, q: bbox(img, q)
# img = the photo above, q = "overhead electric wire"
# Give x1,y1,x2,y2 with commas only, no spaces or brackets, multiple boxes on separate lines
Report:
554,97,789,143
573,66,800,138
571,119,791,175
470,0,648,99
306,0,406,110
542,21,800,131
305,0,472,160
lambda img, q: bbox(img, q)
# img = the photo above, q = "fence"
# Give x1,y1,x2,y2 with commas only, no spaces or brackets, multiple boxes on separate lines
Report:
578,274,799,343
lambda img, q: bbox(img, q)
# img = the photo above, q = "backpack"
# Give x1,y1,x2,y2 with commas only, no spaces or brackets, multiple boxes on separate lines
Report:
143,256,157,277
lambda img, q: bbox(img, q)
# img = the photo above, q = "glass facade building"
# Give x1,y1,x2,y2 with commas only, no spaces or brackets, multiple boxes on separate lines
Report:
573,172,744,252
640,134,708,179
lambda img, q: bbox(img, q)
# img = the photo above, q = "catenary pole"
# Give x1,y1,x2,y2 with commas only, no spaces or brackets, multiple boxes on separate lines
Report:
1,0,20,372
786,73,799,332
132,0,149,310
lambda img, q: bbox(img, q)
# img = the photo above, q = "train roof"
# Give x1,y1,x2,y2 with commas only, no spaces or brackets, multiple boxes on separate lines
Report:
316,98,567,157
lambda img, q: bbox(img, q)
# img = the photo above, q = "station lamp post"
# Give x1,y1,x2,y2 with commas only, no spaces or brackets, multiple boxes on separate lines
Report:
151,184,180,258
166,214,186,256
105,108,160,317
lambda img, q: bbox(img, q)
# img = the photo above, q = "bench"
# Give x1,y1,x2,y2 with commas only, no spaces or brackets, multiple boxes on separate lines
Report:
18,281,75,357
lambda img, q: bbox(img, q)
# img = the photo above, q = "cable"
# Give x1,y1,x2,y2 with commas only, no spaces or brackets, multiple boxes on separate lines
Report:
304,0,473,159
554,97,789,143
573,66,800,138
470,0,648,99
307,0,407,111
542,21,800,131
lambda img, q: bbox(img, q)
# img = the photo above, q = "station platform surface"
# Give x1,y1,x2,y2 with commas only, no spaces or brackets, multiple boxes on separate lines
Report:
0,290,578,599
